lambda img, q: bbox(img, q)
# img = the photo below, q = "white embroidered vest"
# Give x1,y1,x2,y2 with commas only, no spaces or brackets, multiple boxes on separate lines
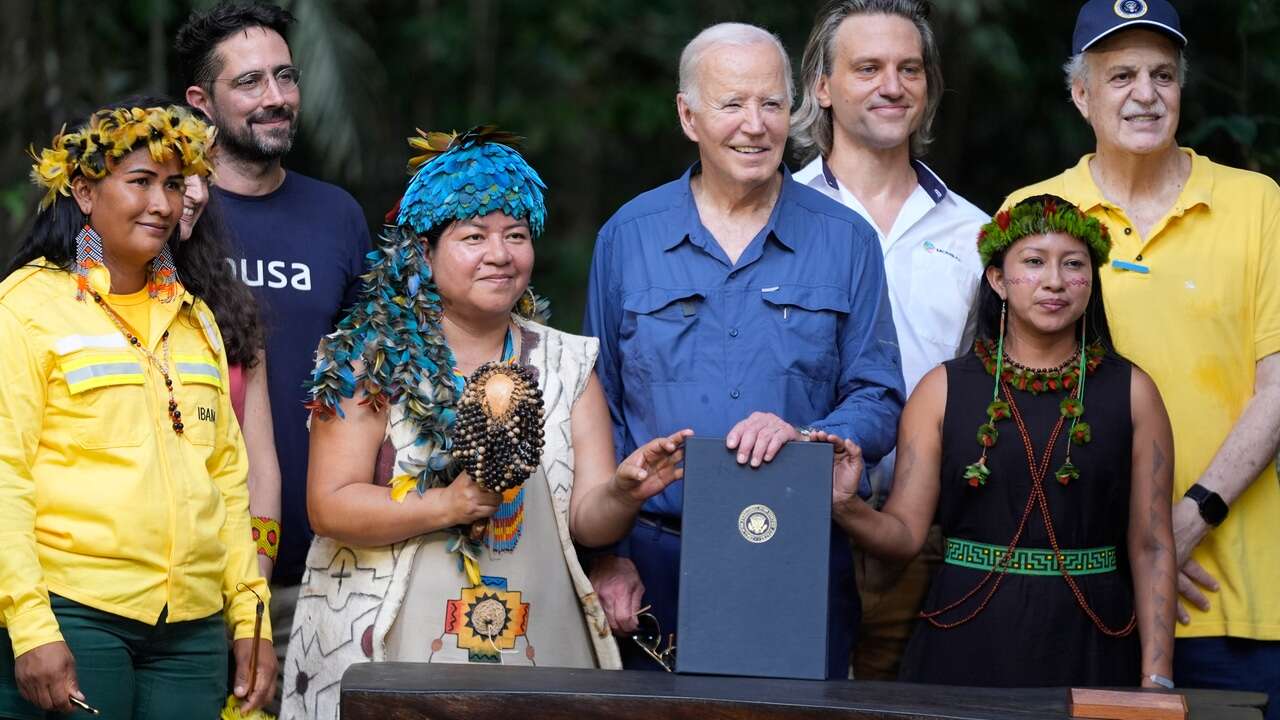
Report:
281,318,620,720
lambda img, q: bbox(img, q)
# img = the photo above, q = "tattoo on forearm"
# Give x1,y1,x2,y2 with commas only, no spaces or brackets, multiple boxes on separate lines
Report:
1151,439,1168,491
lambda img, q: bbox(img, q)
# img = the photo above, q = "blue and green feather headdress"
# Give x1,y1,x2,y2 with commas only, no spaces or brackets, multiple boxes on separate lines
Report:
395,125,547,237
307,127,548,496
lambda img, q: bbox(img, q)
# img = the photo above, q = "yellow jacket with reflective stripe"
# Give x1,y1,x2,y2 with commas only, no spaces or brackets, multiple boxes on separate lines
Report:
0,262,270,657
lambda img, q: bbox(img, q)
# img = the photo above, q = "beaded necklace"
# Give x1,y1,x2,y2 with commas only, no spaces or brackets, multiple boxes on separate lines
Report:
1005,393,1136,637
91,291,184,435
967,337,1103,488
974,337,1103,396
1004,347,1077,376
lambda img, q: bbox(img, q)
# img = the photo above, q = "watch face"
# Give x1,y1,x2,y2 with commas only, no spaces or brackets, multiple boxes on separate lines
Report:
1202,493,1229,526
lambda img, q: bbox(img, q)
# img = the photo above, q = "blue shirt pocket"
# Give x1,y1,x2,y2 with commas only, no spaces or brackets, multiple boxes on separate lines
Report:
759,285,848,376
620,288,705,381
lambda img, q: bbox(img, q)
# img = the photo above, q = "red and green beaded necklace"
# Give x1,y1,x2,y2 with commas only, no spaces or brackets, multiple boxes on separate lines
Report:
963,305,1103,489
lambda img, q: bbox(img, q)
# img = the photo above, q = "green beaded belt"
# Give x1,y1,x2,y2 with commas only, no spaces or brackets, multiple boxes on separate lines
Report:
944,537,1117,576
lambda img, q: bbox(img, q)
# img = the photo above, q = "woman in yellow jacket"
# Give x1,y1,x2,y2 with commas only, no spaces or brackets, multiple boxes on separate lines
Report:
0,104,275,717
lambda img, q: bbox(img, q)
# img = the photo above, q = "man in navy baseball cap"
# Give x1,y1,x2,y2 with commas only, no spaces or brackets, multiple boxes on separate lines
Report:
1004,2,1280,718
1072,0,1187,55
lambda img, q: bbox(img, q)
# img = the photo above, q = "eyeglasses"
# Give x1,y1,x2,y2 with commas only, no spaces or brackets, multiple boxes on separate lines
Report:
219,66,301,99
631,612,676,673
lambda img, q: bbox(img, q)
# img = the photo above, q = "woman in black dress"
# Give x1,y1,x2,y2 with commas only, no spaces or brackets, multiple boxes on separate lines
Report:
822,195,1176,687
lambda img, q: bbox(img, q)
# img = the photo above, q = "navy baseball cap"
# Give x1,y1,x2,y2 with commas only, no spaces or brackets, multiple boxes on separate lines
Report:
1072,0,1187,55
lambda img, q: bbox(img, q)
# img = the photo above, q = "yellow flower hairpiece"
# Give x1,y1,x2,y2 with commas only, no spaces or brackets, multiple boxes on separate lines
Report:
27,105,216,210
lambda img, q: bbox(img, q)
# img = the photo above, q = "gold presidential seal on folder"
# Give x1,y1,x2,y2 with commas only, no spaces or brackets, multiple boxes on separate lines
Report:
738,504,777,543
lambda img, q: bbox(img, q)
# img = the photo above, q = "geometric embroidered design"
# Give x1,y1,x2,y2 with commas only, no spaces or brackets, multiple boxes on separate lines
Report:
945,537,1117,576
442,575,530,663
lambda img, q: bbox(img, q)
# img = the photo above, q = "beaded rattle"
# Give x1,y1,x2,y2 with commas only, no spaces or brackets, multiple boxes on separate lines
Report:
453,362,545,493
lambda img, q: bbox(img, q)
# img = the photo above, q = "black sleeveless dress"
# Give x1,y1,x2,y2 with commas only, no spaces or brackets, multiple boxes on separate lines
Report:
899,351,1141,687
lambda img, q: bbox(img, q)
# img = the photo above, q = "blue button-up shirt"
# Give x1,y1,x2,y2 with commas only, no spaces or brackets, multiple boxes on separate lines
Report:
584,165,906,517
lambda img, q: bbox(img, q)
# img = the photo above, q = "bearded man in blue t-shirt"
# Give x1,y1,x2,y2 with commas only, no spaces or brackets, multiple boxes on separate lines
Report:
177,1,372,682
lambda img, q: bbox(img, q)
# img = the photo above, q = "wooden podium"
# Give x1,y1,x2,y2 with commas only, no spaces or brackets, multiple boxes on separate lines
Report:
340,663,1267,719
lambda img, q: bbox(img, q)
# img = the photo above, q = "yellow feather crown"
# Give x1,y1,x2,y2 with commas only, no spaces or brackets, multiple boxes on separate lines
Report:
28,105,216,210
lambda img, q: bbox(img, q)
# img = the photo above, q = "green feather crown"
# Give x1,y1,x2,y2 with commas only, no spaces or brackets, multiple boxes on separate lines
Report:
978,195,1112,267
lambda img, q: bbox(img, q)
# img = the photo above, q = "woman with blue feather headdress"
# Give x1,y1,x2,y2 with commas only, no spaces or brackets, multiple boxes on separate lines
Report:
282,127,689,718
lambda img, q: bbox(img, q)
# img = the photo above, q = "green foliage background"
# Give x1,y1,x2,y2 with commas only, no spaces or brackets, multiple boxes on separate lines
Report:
2,0,1276,331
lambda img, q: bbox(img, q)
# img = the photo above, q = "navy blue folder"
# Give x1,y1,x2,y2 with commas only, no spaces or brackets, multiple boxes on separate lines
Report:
676,437,834,680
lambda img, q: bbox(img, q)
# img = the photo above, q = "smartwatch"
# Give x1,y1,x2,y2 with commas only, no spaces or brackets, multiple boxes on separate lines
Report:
1183,483,1228,527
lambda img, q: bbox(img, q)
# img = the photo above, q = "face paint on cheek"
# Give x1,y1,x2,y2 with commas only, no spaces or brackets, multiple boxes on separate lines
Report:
1066,278,1091,288
1004,274,1040,286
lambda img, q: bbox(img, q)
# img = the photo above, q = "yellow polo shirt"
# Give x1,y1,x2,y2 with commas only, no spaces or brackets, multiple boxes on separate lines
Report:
1007,149,1280,640
0,262,270,657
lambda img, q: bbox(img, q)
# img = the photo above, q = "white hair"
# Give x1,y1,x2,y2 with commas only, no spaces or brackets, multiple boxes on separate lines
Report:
678,22,794,110
1063,50,1189,95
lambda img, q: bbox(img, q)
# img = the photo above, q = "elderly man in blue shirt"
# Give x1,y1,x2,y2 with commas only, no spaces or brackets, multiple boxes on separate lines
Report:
583,21,905,676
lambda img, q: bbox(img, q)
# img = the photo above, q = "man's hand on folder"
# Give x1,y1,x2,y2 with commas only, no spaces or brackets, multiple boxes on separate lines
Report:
726,412,800,467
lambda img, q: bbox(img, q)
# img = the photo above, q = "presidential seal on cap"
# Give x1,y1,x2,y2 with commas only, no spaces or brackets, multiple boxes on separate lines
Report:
1072,0,1187,55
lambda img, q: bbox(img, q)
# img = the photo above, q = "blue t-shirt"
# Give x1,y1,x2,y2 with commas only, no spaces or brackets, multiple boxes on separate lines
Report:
215,171,371,585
